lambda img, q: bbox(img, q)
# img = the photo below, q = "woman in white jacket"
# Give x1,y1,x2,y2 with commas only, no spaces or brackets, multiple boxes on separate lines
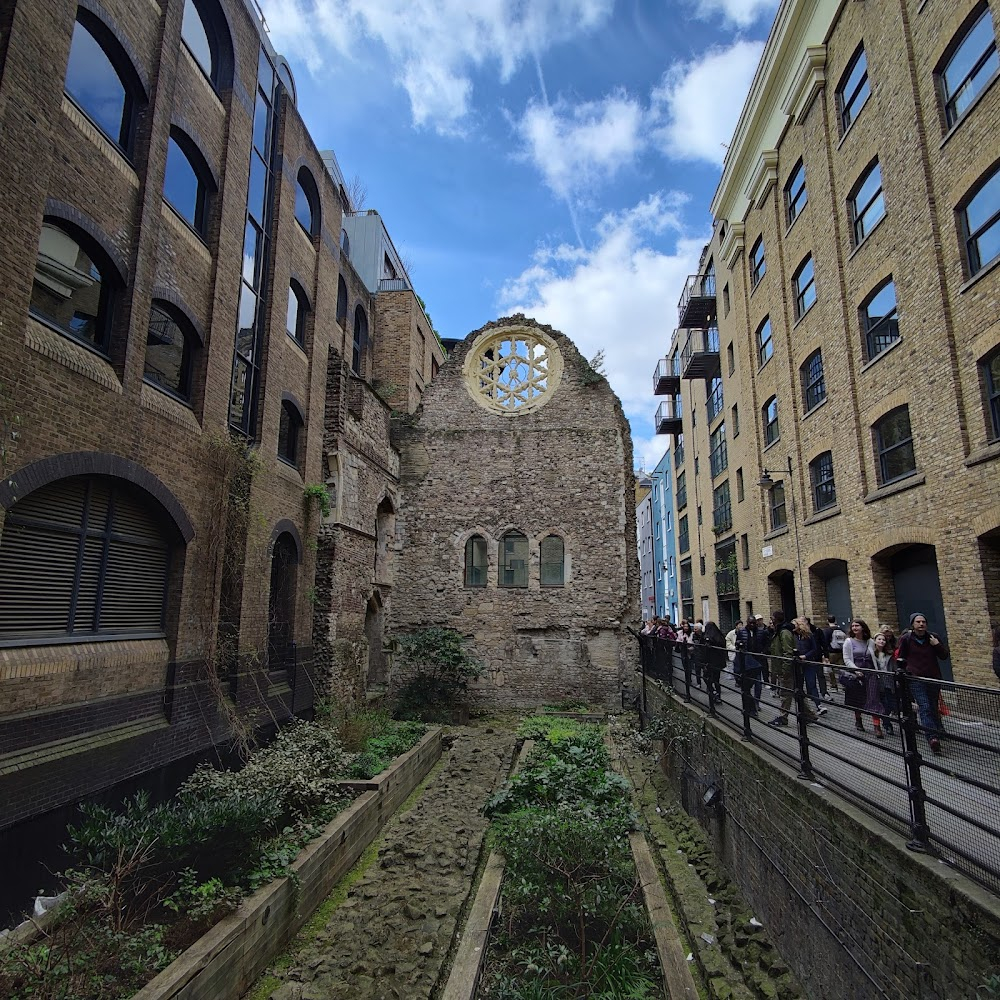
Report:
841,619,885,736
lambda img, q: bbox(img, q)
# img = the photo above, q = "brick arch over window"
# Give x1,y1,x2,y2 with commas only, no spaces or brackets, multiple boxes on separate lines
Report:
148,285,206,345
43,198,129,285
0,452,194,542
268,518,302,562
75,0,151,96
168,117,220,190
181,0,236,91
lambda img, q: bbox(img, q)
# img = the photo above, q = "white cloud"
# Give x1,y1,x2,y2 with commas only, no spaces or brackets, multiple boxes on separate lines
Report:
650,39,764,166
498,194,705,439
690,0,778,28
259,0,614,133
515,91,645,199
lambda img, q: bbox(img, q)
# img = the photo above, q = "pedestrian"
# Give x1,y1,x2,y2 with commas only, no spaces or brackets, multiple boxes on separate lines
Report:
691,620,706,688
872,631,897,736
896,613,949,754
756,614,772,687
806,616,830,699
725,620,741,672
703,621,727,698
735,617,766,716
842,619,884,736
768,611,815,726
879,623,897,652
793,617,826,716
822,615,846,693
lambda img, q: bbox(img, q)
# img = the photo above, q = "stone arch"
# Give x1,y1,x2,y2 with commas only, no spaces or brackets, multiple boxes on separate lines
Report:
374,495,396,586
365,590,388,686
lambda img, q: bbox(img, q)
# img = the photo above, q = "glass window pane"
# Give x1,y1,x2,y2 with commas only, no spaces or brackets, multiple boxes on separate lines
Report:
944,11,998,121
499,533,528,588
144,304,190,398
882,441,915,482
966,170,1000,235
866,280,897,323
258,47,275,96
295,181,313,233
465,536,487,587
540,536,564,586
253,89,271,156
65,20,127,148
248,152,268,225
236,282,257,359
242,220,260,286
164,137,201,228
286,286,301,342
879,410,911,448
230,356,249,428
181,0,214,80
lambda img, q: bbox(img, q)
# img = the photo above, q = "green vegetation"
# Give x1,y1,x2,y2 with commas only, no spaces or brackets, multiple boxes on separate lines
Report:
303,482,332,518
392,627,484,722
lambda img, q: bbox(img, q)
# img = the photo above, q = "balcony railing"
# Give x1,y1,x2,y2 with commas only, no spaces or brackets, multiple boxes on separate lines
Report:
681,327,721,380
678,271,717,328
678,529,690,554
679,576,694,601
378,277,410,292
715,565,739,596
655,396,683,436
712,501,732,535
653,357,681,396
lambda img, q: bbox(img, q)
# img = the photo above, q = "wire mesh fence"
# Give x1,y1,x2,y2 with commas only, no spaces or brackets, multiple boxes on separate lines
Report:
634,631,1000,896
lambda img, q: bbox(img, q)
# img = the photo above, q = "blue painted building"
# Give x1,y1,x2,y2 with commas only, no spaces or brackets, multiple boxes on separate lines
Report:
649,448,678,623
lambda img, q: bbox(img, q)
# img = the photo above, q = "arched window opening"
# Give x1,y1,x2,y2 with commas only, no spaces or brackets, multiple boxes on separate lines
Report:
464,535,487,587
30,221,115,355
960,164,1000,277
267,531,298,674
278,399,303,468
286,281,307,345
181,0,214,80
295,167,319,237
144,302,195,401
499,531,528,588
540,535,565,587
340,228,351,258
873,406,916,485
336,275,348,327
352,305,368,375
374,498,395,585
164,130,212,235
0,476,172,642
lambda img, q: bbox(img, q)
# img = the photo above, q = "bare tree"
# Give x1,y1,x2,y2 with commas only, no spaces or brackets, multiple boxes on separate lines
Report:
346,173,367,212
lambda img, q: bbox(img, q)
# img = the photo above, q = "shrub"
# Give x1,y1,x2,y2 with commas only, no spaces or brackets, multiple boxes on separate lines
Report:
392,627,483,721
345,720,426,778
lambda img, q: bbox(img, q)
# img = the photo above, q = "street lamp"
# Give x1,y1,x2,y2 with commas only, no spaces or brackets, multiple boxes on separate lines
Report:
758,456,806,616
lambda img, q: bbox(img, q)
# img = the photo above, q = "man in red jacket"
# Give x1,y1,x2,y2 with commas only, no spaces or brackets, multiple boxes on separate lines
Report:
896,613,949,754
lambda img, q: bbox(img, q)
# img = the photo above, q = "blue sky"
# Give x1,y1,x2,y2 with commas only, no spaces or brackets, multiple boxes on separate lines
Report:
259,0,780,468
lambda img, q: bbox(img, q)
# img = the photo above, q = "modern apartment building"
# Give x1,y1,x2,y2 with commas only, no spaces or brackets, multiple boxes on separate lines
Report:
636,473,656,619
649,448,679,622
654,0,1000,683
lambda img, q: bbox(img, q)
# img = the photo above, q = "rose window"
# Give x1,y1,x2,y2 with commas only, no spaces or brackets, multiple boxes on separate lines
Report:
464,328,563,415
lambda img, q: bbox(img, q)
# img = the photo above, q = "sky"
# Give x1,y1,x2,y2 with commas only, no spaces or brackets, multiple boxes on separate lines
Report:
258,0,780,470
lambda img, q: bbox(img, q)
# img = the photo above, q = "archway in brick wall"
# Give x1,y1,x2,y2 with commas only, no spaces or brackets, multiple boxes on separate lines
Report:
365,593,388,686
978,527,1000,629
767,568,797,621
808,558,851,626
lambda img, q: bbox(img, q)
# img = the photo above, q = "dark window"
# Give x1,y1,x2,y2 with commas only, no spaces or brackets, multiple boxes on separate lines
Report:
736,467,744,503
732,402,740,436
676,470,687,510
540,535,565,587
352,305,368,375
727,341,735,375
741,533,750,570
985,348,1000,440
749,236,766,287
181,0,216,83
801,349,826,411
464,535,487,587
164,132,211,234
793,255,816,318
861,278,899,360
697,505,703,526
810,451,837,511
960,165,1000,276
850,160,885,244
707,376,724,422
679,515,690,554
709,422,728,478
499,531,528,588
278,399,303,467
287,281,307,345
336,275,348,327
267,532,298,672
0,476,171,642
763,396,779,446
29,221,114,354
340,228,350,258
874,406,916,484
838,44,871,132
757,317,773,366
769,484,787,530
712,480,732,534
295,168,318,236
785,160,807,224
144,303,194,401
65,13,139,154
941,8,998,127
723,283,731,316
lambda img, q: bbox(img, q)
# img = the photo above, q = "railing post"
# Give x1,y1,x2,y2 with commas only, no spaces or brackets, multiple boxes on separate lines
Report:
666,640,676,692
641,642,648,718
896,669,931,852
681,643,692,703
792,660,813,780
707,660,716,717
738,656,753,742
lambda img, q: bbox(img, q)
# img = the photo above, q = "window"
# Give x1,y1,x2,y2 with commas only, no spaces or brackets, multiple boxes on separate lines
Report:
849,159,885,245
336,276,348,327
757,317,773,367
985,348,1000,440
30,221,115,354
267,532,298,671
499,531,528,588
144,303,195,401
874,407,916,484
278,399,303,467
697,505,703,526
540,535,565,587
960,165,1000,276
801,349,826,411
769,483,787,531
732,403,740,437
809,451,836,512
793,255,816,318
0,476,171,642
181,0,222,84
749,236,766,287
464,535,487,587
712,480,732,534
340,228,350,258
707,377,724,422
709,423,728,478
726,342,735,375
64,13,141,154
940,8,998,127
785,160,807,224
763,396,779,446
286,281,307,345
164,131,212,235
736,468,744,503
294,168,318,237
676,470,687,510
679,515,690,554
741,534,750,570
861,278,899,360
723,283,731,316
838,45,871,132
352,305,368,375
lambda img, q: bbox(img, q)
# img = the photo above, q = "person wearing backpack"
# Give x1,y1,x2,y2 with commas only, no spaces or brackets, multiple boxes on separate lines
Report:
822,615,846,694
896,612,950,754
767,611,816,726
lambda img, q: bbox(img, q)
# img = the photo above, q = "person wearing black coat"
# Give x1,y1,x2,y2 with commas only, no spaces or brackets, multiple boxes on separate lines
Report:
703,621,727,699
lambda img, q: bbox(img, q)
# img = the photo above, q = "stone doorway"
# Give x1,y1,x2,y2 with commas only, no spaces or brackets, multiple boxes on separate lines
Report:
365,593,388,686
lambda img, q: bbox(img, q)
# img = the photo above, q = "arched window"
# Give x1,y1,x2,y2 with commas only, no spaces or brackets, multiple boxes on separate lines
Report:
164,130,213,235
499,531,528,588
144,302,196,401
352,305,368,375
0,476,172,641
860,278,899,360
286,280,307,345
792,254,816,319
180,0,232,89
837,44,870,133
294,167,319,237
762,396,779,446
464,535,487,587
959,164,1000,277
983,346,1000,441
30,220,116,354
849,159,885,245
278,398,304,468
800,349,825,411
340,228,351,258
267,531,298,673
756,316,773,367
540,535,564,587
873,406,916,485
336,275,348,327
809,451,837,511
64,11,143,155
939,7,998,127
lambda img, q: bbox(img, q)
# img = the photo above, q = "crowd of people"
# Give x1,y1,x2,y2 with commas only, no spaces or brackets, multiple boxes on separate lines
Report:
639,611,960,755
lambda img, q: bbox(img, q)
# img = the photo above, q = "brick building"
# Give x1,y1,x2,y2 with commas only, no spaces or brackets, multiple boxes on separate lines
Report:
0,0,441,915
653,0,1000,683
391,316,640,710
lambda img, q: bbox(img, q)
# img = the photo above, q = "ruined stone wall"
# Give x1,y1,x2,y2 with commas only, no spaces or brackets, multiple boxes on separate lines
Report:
390,316,640,710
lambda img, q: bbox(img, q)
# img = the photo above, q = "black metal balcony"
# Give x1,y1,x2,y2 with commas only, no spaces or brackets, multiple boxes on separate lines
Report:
653,357,681,395
681,327,721,380
715,565,738,596
678,271,717,329
655,396,683,436
680,576,694,601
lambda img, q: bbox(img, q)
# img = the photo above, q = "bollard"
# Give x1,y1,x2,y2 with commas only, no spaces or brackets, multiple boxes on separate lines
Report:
896,669,931,852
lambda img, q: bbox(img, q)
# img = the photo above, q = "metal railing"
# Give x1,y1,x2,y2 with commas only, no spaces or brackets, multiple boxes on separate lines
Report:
714,565,738,595
378,277,410,292
653,356,680,391
678,272,717,322
655,397,682,431
633,632,1000,897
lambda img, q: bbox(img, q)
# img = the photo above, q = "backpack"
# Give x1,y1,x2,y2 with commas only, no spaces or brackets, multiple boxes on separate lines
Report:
830,627,847,651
